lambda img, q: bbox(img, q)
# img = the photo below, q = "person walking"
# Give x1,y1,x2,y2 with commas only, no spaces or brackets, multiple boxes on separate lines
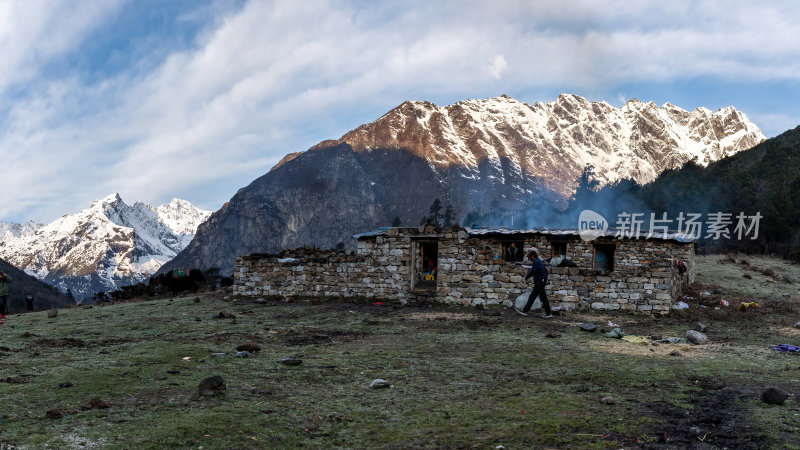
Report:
25,293,34,312
0,271,12,315
518,249,552,318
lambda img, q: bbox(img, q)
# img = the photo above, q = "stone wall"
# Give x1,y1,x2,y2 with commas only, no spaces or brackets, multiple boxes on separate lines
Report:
234,227,695,314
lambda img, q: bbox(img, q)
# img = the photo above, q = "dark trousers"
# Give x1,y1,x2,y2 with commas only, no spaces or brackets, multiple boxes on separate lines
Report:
522,280,551,315
0,296,7,315
25,300,33,312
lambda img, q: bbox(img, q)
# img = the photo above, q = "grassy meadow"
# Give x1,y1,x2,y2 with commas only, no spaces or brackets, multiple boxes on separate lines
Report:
0,255,799,448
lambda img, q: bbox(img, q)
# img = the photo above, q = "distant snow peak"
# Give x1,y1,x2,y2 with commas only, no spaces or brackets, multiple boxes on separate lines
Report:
319,93,765,198
0,194,211,299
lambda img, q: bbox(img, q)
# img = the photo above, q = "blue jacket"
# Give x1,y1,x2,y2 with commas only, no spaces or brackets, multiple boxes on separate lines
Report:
525,258,547,283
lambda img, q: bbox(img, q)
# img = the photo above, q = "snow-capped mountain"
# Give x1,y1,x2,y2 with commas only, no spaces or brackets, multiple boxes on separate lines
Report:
163,93,765,275
0,220,42,240
0,194,211,299
313,94,765,199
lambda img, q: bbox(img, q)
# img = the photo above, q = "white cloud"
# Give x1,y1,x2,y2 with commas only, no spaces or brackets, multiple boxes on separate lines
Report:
0,0,799,222
489,54,508,79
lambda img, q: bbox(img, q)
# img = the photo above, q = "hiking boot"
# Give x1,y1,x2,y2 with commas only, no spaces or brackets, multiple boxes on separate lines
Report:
541,314,553,319
516,309,527,316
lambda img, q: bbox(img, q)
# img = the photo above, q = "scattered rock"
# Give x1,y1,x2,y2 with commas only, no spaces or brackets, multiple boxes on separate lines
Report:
545,332,561,339
4,377,30,383
90,398,111,409
195,317,202,322
579,323,597,332
198,375,226,396
58,382,74,388
369,379,390,389
600,396,615,404
256,298,267,304
45,409,65,419
794,322,800,330
210,353,227,358
80,398,111,411
194,297,201,303
712,289,723,295
236,343,261,353
686,330,709,345
650,335,662,341
762,387,788,405
604,328,624,339
669,351,682,357
694,322,708,333
215,311,236,319
783,293,792,298
47,310,58,318
234,351,250,358
280,358,302,366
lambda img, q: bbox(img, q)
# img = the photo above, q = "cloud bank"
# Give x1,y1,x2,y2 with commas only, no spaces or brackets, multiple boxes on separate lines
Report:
0,0,798,222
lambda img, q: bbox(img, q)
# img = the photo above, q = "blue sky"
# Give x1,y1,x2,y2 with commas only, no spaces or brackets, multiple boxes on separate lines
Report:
0,0,798,223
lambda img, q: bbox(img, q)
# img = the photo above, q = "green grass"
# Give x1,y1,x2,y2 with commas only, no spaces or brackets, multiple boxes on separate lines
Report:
1,258,800,448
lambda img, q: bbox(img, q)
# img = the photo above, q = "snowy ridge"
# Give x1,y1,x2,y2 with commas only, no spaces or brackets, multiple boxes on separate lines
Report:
0,194,211,299
317,94,765,199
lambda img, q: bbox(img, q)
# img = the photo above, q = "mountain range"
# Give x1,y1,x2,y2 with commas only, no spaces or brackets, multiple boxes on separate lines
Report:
163,94,765,274
0,195,210,300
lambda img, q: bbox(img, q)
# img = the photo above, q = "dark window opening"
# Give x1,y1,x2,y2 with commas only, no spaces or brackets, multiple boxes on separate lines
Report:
417,242,439,284
594,244,615,272
502,241,524,263
551,240,568,258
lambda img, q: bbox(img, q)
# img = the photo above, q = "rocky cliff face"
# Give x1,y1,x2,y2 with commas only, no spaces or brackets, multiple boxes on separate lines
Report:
163,94,764,274
0,194,210,299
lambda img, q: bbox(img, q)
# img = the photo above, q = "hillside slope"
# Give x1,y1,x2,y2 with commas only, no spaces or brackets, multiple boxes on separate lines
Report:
0,257,72,313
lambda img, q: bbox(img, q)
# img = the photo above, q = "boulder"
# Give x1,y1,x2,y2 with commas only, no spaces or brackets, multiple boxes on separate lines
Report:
198,375,226,396
47,310,58,318
236,343,261,353
600,396,615,404
762,387,789,405
45,409,65,419
694,322,708,333
369,379,391,389
579,323,597,332
686,330,708,345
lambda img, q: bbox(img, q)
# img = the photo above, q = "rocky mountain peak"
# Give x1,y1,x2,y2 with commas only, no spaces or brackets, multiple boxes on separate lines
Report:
0,195,211,300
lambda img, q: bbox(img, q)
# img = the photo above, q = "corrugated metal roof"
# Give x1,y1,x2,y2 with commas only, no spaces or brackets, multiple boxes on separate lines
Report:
354,226,697,243
465,227,697,243
352,227,392,239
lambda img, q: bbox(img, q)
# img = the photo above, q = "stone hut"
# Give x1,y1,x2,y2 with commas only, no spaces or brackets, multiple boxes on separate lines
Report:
234,226,696,314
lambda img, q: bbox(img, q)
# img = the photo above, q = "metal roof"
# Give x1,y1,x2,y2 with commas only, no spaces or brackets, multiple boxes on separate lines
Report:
464,227,697,243
354,226,697,243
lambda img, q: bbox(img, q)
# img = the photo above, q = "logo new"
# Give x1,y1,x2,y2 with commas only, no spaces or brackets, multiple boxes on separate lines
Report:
578,210,608,241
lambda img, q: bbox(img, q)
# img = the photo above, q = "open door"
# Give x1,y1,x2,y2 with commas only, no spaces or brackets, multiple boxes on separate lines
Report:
412,240,438,292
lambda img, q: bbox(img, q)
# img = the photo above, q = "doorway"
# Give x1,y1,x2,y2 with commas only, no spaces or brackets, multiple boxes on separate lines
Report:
413,240,438,291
